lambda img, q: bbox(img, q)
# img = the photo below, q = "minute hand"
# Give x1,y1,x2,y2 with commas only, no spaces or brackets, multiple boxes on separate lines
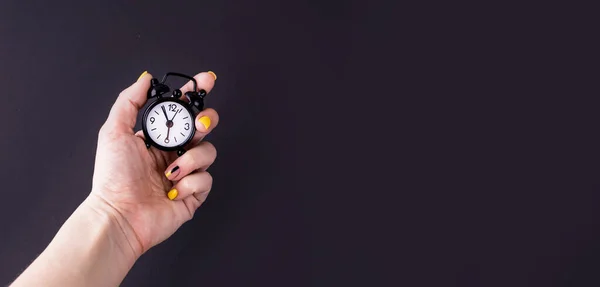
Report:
170,108,181,121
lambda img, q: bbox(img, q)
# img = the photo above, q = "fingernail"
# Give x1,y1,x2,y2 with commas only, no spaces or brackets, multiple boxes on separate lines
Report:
198,116,211,130
207,71,217,80
167,188,178,200
165,166,180,178
137,71,148,81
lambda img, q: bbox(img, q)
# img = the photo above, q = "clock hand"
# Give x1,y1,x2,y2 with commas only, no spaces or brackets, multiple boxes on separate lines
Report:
161,106,169,123
166,126,171,141
170,108,181,121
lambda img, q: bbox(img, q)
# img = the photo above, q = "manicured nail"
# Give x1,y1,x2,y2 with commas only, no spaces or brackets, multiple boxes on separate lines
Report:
207,71,217,81
199,116,211,130
165,166,180,178
167,188,178,200
137,71,148,81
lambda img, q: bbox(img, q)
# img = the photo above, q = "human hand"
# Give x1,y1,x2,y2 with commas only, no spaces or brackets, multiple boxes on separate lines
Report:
89,71,219,258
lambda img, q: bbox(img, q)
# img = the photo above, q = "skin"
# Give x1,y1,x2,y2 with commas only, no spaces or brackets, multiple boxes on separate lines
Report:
10,71,219,287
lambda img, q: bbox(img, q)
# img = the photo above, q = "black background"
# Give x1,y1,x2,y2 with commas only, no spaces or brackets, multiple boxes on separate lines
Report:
1,0,599,286
0,0,315,286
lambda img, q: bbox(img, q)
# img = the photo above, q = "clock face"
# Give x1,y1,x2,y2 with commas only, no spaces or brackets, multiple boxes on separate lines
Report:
145,100,194,148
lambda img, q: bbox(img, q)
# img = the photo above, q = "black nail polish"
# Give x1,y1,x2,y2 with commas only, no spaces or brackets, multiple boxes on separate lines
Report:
166,165,180,178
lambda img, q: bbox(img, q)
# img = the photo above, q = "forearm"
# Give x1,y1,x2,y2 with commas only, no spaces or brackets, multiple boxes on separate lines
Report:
11,196,140,287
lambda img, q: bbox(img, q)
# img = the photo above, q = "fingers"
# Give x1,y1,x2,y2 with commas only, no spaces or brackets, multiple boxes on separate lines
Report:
181,183,211,217
178,72,219,146
175,72,219,146
164,141,217,181
166,171,213,201
196,108,219,133
184,108,220,147
158,72,219,203
178,71,217,99
103,71,152,134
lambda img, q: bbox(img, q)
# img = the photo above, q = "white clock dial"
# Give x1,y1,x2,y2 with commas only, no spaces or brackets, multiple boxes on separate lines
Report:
146,101,194,148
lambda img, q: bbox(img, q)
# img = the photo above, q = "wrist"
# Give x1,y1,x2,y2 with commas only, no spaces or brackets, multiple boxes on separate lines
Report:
11,194,142,287
83,194,144,262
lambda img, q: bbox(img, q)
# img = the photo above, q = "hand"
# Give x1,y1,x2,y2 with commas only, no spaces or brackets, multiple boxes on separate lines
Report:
90,71,220,257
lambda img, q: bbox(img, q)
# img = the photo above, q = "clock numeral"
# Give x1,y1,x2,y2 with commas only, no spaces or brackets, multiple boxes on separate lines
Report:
150,117,155,124
151,128,157,131
154,111,160,115
183,116,189,119
174,137,178,143
180,132,185,137
157,134,162,139
168,104,177,112
184,123,190,130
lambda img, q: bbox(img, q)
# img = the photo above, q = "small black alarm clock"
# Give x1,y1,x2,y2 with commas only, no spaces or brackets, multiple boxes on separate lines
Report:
142,72,207,156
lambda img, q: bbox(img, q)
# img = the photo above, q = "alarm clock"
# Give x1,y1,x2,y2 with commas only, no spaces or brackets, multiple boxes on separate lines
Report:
142,72,207,156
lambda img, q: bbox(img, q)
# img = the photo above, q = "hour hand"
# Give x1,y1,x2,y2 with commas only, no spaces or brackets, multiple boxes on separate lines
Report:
161,105,169,121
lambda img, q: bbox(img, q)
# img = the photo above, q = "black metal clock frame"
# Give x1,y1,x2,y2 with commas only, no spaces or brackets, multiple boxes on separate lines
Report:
142,72,207,156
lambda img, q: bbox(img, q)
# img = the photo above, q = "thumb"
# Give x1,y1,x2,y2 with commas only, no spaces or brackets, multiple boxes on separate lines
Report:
103,71,152,134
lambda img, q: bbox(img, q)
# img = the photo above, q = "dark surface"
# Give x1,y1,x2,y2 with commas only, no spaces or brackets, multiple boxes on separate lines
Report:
1,1,598,286
0,1,313,286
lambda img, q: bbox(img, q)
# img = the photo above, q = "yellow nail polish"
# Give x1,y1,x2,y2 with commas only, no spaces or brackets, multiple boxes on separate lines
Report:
199,116,211,130
167,189,178,200
165,171,172,178
137,71,148,81
207,71,217,80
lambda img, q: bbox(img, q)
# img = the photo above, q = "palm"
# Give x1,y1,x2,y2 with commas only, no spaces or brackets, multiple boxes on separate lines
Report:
92,131,193,251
